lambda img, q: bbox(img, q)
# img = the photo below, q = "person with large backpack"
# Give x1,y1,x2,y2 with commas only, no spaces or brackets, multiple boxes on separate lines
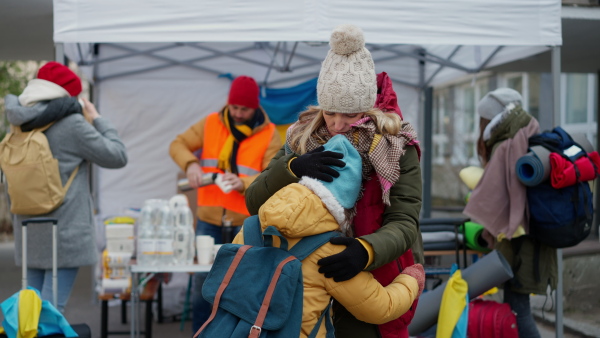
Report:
195,135,424,338
464,88,557,338
1,62,128,312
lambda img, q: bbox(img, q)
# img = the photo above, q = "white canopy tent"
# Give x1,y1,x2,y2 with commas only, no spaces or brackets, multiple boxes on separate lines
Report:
51,1,567,335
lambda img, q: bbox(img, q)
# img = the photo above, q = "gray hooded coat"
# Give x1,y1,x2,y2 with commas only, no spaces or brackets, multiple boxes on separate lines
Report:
4,93,127,269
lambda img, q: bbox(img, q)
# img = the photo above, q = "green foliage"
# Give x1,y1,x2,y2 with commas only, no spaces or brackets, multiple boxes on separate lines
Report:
0,61,41,140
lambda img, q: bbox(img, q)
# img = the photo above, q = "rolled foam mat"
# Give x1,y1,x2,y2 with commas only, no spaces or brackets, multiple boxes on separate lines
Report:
407,250,514,336
460,221,490,253
516,145,551,186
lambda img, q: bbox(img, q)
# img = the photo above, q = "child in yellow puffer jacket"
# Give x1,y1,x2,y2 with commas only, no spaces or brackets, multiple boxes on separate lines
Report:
233,135,425,338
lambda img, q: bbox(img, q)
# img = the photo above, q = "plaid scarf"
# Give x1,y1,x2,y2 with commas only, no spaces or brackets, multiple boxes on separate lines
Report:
287,117,418,205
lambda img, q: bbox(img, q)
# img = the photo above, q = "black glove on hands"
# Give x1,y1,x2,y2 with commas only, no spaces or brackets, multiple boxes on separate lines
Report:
318,237,369,282
289,146,345,182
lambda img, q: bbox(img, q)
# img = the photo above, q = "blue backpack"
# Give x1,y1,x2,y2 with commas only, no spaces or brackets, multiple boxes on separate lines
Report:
195,215,338,338
526,126,594,248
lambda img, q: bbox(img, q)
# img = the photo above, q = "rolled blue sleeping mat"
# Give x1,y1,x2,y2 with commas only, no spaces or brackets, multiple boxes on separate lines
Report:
516,145,551,187
407,250,514,336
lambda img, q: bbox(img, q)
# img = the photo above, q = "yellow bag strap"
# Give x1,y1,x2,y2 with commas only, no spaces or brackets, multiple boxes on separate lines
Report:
63,165,80,193
35,123,55,133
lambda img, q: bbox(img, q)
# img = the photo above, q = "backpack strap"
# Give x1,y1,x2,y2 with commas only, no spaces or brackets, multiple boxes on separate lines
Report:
263,226,289,251
249,255,297,338
307,301,335,338
63,165,79,193
35,123,55,133
289,231,342,261
194,245,252,338
242,215,264,247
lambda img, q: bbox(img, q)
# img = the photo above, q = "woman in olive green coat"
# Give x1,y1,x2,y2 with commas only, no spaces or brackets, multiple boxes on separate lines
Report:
245,24,423,338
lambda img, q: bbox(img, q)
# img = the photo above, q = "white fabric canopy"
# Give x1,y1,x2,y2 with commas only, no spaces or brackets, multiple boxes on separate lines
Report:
54,0,561,46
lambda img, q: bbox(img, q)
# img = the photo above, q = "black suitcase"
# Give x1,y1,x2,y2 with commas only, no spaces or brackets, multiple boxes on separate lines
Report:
0,218,92,338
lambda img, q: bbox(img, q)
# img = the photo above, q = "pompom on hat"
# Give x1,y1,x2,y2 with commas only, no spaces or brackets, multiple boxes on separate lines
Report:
228,75,260,109
477,87,523,120
36,61,82,97
317,24,377,114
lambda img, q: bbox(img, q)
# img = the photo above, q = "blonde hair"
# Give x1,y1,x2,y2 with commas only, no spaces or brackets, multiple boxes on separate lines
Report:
288,106,403,154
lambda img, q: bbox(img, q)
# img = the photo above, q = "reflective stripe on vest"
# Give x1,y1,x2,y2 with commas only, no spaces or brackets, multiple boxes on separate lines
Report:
199,158,260,176
197,112,275,216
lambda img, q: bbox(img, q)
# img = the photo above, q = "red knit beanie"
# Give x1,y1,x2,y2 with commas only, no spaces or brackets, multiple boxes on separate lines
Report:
227,76,259,109
37,61,82,97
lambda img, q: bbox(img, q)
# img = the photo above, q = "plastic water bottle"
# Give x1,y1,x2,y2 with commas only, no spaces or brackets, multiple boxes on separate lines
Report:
173,205,195,265
136,199,160,266
155,200,175,266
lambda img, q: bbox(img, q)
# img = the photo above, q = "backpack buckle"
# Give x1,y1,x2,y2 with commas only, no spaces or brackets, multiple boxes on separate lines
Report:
250,325,262,337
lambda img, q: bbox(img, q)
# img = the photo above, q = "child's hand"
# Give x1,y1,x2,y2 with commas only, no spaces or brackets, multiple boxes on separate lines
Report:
401,264,425,297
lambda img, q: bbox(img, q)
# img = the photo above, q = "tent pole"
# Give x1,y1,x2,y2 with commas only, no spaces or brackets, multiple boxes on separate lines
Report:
55,43,65,64
422,86,433,219
552,45,564,338
420,47,432,219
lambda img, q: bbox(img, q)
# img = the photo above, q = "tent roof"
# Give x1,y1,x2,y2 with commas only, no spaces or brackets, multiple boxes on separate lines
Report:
52,0,561,46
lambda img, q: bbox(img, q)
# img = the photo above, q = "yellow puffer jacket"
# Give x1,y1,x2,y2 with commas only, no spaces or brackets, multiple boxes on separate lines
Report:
233,183,419,338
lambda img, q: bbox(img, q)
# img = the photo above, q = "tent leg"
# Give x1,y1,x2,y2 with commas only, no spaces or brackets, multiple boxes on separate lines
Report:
422,87,433,219
55,43,65,64
552,45,564,338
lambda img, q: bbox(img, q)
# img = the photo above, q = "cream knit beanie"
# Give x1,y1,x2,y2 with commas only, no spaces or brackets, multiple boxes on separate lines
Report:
317,24,377,114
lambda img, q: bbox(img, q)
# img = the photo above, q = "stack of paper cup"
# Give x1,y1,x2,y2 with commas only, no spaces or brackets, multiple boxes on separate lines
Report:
196,235,215,265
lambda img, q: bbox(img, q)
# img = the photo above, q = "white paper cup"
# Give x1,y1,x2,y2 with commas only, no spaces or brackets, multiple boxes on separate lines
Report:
196,236,214,265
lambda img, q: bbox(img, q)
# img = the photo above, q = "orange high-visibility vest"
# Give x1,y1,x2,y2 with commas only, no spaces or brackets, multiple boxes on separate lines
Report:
197,112,275,216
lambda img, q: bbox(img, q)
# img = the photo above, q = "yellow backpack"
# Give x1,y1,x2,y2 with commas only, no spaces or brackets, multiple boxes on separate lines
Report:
0,124,78,215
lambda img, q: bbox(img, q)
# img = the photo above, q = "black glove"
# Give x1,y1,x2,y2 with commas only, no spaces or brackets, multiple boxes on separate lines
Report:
318,237,369,282
289,146,345,182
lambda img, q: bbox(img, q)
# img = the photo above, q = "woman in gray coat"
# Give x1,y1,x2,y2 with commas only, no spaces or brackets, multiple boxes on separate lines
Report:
4,61,128,312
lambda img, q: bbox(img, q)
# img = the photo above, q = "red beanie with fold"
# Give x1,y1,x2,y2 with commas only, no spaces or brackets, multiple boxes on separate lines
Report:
37,61,82,97
227,76,259,109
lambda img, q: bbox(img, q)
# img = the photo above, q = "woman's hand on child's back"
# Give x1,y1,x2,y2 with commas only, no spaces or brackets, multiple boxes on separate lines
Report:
318,237,369,282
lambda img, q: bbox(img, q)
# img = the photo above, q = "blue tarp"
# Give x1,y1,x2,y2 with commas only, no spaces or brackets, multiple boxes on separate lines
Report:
259,78,317,125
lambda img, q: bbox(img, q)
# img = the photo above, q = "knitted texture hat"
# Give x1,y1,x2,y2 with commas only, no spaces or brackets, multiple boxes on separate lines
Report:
228,76,260,109
37,61,82,97
477,88,523,120
299,135,362,226
317,24,377,114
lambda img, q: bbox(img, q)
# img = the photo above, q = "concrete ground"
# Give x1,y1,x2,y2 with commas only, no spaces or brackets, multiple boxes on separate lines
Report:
1,238,598,338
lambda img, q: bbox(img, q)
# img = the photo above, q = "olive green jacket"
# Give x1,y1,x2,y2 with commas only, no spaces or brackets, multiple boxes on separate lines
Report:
245,145,424,268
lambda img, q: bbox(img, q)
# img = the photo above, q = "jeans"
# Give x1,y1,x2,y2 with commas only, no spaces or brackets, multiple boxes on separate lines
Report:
504,287,541,338
192,219,241,334
27,267,79,313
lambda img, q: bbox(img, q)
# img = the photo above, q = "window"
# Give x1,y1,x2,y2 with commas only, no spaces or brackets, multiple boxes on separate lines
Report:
561,73,597,144
433,88,452,164
449,78,490,166
565,74,588,124
507,76,523,96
